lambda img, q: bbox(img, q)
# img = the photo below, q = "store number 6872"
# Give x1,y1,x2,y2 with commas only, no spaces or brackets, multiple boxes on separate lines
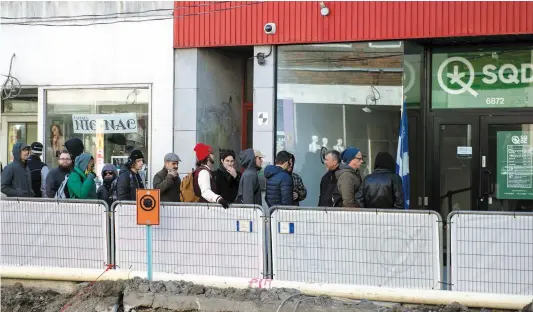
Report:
485,97,505,105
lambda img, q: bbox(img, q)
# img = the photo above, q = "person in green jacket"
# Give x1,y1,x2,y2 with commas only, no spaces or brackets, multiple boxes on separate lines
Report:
67,152,97,199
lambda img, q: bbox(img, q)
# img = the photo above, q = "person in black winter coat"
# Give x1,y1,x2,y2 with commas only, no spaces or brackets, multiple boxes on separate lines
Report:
355,152,404,209
97,164,118,207
214,149,242,203
45,149,72,198
116,150,145,201
264,151,293,207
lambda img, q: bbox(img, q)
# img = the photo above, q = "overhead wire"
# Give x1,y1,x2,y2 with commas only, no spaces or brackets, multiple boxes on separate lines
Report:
0,1,228,20
0,1,264,27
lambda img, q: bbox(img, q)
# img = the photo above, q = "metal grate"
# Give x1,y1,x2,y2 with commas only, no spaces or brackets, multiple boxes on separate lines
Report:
0,198,108,269
113,202,266,278
448,211,533,295
269,207,443,289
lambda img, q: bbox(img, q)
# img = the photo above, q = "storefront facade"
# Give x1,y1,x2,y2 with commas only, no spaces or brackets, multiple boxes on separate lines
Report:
173,1,533,214
0,2,174,185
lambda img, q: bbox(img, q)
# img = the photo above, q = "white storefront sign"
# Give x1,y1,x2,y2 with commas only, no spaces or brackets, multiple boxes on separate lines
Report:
437,56,533,98
72,113,138,134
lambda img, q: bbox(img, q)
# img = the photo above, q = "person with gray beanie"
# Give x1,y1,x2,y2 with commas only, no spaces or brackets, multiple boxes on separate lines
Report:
153,153,182,202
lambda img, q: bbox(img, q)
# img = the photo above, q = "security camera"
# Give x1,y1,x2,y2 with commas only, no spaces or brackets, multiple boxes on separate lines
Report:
264,23,276,35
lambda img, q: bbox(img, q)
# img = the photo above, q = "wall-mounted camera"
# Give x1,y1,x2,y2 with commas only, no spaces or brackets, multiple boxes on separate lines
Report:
264,23,276,35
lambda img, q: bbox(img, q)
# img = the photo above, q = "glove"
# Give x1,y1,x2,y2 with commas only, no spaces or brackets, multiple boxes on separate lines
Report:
218,198,230,209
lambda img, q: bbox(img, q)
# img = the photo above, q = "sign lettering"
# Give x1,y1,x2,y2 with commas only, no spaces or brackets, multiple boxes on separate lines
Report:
72,113,137,134
496,131,533,200
432,49,533,109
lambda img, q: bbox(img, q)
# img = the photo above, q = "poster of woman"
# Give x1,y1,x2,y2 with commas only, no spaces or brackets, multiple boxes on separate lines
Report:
49,123,65,158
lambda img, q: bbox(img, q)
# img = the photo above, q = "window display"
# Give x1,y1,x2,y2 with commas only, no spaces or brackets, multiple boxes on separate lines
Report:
276,42,404,207
44,87,150,182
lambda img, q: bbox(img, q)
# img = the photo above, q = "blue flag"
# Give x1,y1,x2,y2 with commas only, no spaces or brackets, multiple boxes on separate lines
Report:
396,100,410,209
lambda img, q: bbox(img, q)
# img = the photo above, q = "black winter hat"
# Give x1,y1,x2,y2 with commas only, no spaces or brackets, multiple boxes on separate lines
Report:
64,138,84,160
129,150,144,162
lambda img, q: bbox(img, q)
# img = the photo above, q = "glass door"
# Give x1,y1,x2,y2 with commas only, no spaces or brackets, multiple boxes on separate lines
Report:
432,116,479,219
480,116,533,212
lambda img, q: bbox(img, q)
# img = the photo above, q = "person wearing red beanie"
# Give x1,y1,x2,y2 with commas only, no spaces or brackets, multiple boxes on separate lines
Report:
192,143,230,208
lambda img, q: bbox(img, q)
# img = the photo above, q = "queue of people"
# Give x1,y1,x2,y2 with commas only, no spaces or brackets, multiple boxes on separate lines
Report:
1,139,404,209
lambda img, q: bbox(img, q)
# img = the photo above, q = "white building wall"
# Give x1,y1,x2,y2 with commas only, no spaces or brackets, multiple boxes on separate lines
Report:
253,45,276,166
0,1,174,181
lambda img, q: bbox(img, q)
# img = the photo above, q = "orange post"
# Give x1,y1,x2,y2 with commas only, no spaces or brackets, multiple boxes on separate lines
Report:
136,189,160,226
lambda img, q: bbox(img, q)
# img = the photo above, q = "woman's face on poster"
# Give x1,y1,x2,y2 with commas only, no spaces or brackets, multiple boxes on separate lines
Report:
52,125,60,136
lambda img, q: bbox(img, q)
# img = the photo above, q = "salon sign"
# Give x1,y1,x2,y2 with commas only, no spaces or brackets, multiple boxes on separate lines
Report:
72,113,138,134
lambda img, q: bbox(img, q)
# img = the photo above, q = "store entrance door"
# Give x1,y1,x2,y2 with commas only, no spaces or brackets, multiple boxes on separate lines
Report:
479,116,533,212
432,114,533,219
432,116,479,220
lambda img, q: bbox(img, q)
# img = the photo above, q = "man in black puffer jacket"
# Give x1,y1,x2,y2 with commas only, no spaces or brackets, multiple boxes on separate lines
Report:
264,151,293,207
355,152,404,209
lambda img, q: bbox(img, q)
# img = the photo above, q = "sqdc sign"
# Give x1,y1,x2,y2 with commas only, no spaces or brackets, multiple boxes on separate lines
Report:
437,56,533,98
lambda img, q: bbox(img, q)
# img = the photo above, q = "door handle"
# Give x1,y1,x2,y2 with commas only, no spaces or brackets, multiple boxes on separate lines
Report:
482,170,494,195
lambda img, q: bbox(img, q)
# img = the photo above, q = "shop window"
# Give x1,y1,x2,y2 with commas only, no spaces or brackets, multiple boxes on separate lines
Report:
432,46,533,109
1,88,38,113
44,87,150,182
6,122,37,163
276,42,404,207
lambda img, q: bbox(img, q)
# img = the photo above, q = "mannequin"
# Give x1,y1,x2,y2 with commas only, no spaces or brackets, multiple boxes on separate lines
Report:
321,137,329,150
308,135,320,153
333,138,345,152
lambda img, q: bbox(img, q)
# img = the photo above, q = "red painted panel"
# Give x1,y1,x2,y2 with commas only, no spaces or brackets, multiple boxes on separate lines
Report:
174,1,533,48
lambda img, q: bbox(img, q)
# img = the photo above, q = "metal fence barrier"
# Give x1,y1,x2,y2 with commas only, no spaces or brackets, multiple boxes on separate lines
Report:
0,198,109,269
112,202,266,278
447,211,533,295
268,206,443,290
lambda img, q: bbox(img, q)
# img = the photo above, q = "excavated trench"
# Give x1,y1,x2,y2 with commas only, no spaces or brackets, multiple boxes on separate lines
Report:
1,278,532,312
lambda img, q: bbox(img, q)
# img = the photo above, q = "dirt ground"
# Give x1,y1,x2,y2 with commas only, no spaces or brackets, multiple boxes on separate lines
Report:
1,278,532,312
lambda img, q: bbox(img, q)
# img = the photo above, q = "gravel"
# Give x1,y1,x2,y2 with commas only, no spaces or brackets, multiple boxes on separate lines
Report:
1,278,531,312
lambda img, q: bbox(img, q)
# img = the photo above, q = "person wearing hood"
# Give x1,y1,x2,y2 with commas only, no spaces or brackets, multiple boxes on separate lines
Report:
214,149,242,203
356,152,404,209
97,164,118,207
64,138,84,162
1,142,34,197
67,152,97,199
116,150,145,201
153,153,182,202
235,148,263,205
264,151,293,207
27,142,49,197
335,147,364,207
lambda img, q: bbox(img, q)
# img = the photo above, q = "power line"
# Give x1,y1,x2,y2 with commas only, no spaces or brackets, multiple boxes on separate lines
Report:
0,1,263,27
0,2,228,20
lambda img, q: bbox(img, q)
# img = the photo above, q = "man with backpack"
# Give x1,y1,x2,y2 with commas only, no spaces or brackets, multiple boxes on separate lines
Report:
185,143,230,208
115,150,145,201
48,150,72,198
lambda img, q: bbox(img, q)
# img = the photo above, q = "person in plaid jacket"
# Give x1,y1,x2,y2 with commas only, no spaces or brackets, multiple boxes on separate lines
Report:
288,153,307,206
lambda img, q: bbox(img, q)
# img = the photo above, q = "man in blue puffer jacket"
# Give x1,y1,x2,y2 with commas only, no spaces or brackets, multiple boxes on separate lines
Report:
264,151,293,207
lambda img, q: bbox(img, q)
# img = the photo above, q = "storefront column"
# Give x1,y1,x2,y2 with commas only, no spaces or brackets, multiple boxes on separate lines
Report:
174,48,199,174
253,45,276,165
